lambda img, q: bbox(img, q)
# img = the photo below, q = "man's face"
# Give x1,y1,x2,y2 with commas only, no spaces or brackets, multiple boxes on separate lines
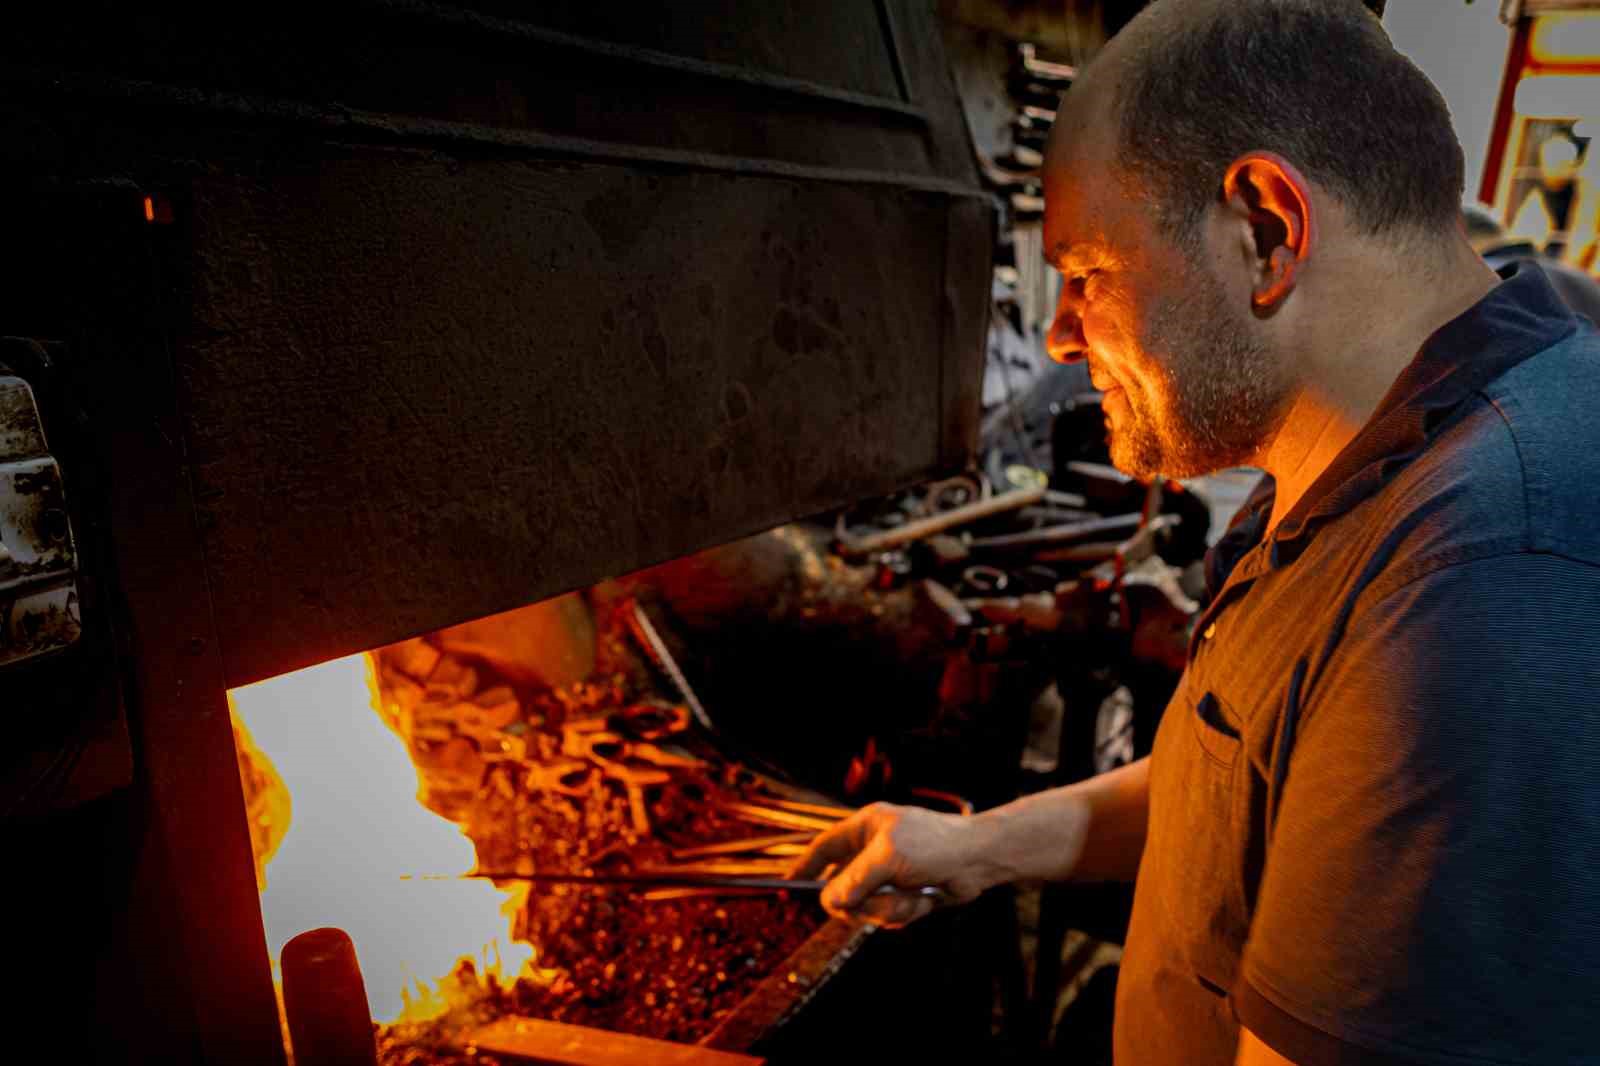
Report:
1042,98,1288,479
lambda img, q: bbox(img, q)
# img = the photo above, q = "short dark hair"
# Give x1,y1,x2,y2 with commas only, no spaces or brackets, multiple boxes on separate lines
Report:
1115,0,1464,248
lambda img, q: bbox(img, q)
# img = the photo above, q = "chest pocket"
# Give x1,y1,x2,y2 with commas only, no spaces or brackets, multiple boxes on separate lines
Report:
1147,677,1254,996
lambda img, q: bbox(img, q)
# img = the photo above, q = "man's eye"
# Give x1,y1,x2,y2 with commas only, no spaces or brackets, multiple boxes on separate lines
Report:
1070,271,1099,296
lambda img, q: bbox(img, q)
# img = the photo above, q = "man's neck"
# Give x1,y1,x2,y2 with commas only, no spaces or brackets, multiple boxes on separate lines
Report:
1256,245,1500,532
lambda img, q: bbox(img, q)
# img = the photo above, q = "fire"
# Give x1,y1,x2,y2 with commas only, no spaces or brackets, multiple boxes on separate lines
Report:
228,653,534,1024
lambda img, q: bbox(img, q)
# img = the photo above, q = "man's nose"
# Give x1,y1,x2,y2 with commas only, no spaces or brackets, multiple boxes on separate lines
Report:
1046,298,1086,364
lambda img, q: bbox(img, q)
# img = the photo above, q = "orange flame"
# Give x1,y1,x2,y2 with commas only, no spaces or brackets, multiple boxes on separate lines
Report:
229,653,534,1023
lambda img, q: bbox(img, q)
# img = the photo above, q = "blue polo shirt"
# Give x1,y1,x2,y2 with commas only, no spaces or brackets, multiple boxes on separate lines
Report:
1114,263,1600,1065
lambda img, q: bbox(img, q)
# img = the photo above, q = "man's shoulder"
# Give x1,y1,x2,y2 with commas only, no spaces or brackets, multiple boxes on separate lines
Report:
1371,324,1600,583
1477,324,1600,558
1543,262,1600,325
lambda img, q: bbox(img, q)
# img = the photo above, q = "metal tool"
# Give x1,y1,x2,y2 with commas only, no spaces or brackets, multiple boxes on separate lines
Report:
836,484,1047,557
404,870,948,900
967,512,1142,551
626,601,715,733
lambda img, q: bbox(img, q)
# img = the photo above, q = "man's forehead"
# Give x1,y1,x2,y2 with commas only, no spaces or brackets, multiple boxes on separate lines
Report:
1045,57,1117,165
1042,83,1123,263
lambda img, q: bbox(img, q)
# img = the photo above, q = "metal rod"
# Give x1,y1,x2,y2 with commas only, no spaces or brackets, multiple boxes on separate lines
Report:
627,602,715,733
837,484,1047,556
669,832,816,860
403,870,946,899
1044,489,1088,509
719,801,842,832
968,512,1142,551
763,797,852,820
644,860,794,877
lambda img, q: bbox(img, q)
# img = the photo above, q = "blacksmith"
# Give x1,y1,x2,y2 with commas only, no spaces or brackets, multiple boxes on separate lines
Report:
793,1,1600,1062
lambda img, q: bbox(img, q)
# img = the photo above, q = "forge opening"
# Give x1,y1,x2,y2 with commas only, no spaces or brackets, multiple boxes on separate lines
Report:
228,588,833,1063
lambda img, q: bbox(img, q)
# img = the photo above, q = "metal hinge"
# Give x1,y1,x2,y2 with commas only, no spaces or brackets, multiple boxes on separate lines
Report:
0,360,82,668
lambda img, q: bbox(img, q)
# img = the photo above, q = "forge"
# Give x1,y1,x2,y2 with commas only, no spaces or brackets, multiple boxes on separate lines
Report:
226,590,871,1063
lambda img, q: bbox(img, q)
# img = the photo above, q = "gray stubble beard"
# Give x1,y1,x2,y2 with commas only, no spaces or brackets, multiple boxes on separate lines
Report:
1110,264,1289,480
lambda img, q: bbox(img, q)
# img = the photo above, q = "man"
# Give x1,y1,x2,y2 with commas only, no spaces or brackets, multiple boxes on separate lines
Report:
1463,202,1600,323
791,2,1600,1063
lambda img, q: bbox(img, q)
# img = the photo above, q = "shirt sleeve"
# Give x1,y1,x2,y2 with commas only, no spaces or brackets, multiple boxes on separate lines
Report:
1234,551,1600,1066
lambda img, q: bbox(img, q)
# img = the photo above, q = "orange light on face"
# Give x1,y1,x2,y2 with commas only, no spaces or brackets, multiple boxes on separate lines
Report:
143,196,154,223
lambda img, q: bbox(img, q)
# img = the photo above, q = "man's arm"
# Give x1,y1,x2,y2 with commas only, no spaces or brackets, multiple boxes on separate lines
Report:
789,755,1150,925
1236,1028,1296,1066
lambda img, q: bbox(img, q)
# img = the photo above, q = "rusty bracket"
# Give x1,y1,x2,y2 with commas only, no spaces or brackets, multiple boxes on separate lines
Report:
0,361,81,670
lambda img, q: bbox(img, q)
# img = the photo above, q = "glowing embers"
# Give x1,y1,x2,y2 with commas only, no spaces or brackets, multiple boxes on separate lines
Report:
228,654,534,1024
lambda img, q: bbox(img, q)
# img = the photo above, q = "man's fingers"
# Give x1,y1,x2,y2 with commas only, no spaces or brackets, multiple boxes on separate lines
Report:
854,890,935,929
819,836,896,913
788,810,874,881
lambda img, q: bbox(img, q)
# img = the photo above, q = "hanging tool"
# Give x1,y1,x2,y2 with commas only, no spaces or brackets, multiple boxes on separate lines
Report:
626,600,715,733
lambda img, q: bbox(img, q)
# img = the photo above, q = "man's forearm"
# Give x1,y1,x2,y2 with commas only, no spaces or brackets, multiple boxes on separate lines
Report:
969,756,1150,885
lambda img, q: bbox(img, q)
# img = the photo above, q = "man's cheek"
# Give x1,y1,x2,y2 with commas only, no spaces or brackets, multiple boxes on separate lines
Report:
1090,292,1140,356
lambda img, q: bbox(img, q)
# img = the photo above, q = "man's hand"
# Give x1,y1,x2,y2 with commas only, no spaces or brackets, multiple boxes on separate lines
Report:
787,802,998,927
789,758,1151,927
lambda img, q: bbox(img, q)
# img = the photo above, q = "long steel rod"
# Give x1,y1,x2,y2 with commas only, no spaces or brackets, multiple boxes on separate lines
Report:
401,870,945,899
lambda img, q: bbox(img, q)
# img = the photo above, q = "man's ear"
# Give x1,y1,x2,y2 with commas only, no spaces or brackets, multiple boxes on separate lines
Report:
1220,152,1313,314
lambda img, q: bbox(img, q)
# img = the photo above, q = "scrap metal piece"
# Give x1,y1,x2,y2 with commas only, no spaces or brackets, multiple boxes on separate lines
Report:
611,700,691,742
624,782,652,836
625,741,707,771
0,362,81,669
524,758,596,797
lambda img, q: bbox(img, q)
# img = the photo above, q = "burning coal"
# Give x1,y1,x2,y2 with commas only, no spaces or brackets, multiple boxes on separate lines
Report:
228,595,828,1061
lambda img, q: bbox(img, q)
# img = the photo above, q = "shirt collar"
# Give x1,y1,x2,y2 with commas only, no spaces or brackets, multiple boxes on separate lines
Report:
1480,240,1539,267
1208,262,1578,585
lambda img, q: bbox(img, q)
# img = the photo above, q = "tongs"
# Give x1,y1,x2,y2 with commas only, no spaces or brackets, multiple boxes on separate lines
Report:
438,869,948,901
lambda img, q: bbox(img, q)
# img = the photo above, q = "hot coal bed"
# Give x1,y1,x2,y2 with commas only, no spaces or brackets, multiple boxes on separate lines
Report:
231,588,857,1062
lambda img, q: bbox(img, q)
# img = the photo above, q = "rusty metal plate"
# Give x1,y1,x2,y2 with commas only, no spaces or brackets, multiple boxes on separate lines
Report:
0,368,81,668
